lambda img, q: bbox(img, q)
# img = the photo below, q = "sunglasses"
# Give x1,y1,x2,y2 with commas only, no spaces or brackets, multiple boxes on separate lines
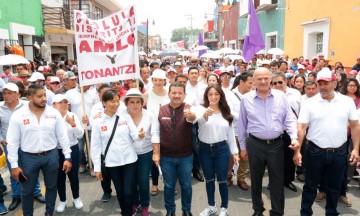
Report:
51,82,60,85
271,81,284,85
191,61,198,63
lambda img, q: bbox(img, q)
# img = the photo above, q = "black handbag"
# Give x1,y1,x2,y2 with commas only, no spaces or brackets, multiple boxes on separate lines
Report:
101,115,119,178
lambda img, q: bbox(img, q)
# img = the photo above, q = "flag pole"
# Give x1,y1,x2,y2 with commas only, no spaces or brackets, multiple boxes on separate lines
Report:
80,86,92,170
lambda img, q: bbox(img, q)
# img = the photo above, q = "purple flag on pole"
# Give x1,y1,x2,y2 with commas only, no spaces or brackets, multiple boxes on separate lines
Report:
198,32,207,58
242,0,265,62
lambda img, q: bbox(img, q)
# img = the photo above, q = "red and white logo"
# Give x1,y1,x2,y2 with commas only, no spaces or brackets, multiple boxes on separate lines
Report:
101,126,107,132
23,119,30,125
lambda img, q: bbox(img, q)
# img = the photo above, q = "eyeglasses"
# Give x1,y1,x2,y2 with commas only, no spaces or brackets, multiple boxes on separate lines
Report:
271,81,284,85
51,82,60,85
348,85,358,88
191,61,198,63
174,66,182,68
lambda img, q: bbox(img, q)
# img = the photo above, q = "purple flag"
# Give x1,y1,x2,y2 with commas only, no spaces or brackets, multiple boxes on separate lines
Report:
242,0,265,62
198,32,207,58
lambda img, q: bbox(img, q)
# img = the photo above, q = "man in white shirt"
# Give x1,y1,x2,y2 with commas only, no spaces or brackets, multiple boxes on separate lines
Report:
7,84,72,216
28,72,54,106
186,67,207,182
140,66,151,91
65,85,96,176
297,68,360,215
272,72,301,192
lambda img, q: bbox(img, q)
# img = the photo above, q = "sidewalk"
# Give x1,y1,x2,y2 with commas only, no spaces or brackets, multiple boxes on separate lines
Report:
0,167,359,215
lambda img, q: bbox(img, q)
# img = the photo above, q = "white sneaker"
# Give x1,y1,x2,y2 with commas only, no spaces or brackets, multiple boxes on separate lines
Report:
73,197,84,209
219,207,228,216
56,201,67,213
200,205,217,216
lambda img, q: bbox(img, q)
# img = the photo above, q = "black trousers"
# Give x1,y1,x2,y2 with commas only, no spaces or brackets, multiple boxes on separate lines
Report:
283,131,295,185
247,135,284,215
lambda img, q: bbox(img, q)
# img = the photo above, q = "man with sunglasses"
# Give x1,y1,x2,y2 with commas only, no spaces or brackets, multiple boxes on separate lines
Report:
271,72,301,193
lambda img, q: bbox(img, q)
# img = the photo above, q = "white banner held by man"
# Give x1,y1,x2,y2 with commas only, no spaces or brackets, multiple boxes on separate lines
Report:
74,5,139,87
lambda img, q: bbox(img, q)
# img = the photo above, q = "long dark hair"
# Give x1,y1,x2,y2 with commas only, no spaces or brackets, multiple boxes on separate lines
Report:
335,72,347,92
341,78,360,98
202,84,233,125
293,75,306,95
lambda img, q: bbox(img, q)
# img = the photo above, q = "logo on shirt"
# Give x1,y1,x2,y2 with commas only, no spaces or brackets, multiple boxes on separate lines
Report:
118,120,127,126
101,126,107,131
23,119,30,125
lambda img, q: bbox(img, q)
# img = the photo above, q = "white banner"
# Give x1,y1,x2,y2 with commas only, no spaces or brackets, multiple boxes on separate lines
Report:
74,5,139,87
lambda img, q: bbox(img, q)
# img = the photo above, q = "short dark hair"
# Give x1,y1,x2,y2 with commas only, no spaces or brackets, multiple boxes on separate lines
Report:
97,83,111,93
175,74,187,82
188,67,199,74
44,72,54,80
102,89,119,102
231,72,253,90
168,82,185,93
270,61,280,67
27,84,44,96
149,62,159,69
305,80,317,87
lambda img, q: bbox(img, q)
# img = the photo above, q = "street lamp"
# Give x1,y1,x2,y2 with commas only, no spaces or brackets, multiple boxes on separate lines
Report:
146,19,155,55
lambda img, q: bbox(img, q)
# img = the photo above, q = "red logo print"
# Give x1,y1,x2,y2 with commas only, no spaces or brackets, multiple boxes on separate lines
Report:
23,119,30,125
101,126,107,132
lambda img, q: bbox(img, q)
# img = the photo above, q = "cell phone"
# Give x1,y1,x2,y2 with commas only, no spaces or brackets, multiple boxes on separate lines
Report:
19,173,27,183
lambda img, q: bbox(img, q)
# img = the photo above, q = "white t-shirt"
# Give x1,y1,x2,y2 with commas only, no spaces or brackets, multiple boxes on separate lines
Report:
285,87,301,117
195,106,238,154
298,93,358,148
186,82,207,105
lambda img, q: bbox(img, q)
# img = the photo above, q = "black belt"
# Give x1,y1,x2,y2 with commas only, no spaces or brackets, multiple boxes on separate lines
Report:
308,141,346,153
26,148,55,156
249,133,282,144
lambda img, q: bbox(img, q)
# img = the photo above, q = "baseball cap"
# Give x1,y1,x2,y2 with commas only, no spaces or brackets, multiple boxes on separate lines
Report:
220,68,230,75
63,71,76,79
124,88,143,100
167,67,177,74
298,64,305,70
29,72,45,82
50,76,60,83
52,94,68,104
316,68,336,82
151,69,167,80
174,61,182,66
3,83,19,93
312,57,318,61
260,60,271,66
2,65,10,70
285,73,294,79
38,66,47,72
349,70,358,75
18,70,31,77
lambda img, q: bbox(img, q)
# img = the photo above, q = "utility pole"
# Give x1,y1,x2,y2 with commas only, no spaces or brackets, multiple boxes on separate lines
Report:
184,14,194,48
146,18,149,54
217,0,223,48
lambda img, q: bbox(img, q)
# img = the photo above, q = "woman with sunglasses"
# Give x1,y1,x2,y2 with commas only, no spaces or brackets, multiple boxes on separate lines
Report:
52,94,84,213
197,85,239,216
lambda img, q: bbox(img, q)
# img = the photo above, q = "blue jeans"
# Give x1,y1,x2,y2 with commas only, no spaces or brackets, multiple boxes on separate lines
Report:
133,151,153,208
4,147,42,198
161,154,193,213
20,149,59,216
199,141,230,208
57,145,80,202
107,162,137,216
300,142,347,216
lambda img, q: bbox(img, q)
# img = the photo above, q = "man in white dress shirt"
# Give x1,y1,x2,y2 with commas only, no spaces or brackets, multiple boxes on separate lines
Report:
7,84,72,216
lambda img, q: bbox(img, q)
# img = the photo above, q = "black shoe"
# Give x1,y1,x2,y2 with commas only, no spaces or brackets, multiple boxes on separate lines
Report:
193,171,204,182
166,212,175,216
34,194,46,203
182,211,193,216
267,184,270,190
8,197,21,211
285,182,297,192
252,212,264,216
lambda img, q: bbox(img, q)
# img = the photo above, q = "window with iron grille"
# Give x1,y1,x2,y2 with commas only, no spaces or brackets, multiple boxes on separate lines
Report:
95,7,103,20
316,32,323,54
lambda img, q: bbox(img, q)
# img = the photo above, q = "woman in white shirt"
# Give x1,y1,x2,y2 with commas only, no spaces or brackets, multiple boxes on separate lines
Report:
197,85,239,216
143,69,170,195
91,89,141,216
52,94,84,213
123,88,154,216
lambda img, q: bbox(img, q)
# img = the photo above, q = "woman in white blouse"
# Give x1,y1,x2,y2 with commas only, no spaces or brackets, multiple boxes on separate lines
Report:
91,89,141,216
52,94,84,213
123,88,154,216
197,85,239,216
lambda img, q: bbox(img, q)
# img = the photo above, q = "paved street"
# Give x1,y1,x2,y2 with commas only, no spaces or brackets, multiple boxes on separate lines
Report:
1,167,360,216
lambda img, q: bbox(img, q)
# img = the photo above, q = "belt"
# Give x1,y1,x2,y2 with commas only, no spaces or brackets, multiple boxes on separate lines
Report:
249,133,282,144
308,141,346,153
200,140,227,147
26,148,55,156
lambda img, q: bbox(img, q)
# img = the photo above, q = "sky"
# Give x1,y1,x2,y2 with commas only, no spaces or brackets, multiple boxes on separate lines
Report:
118,0,217,43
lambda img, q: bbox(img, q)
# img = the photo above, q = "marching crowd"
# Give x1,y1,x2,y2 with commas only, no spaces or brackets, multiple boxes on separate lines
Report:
0,52,359,216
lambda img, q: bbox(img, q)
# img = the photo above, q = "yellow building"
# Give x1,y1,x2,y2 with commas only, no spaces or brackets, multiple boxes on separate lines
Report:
284,1,360,68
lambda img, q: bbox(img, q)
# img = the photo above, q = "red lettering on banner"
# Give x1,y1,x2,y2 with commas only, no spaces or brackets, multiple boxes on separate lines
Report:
80,64,135,80
79,34,133,53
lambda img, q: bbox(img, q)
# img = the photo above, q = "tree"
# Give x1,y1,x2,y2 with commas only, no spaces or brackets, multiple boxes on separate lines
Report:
170,27,202,49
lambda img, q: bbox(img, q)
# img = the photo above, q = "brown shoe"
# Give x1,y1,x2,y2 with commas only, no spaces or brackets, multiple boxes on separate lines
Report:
237,180,249,190
150,185,158,196
315,192,326,202
339,195,352,207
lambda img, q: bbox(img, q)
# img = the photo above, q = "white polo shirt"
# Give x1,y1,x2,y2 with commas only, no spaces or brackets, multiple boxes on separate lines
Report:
286,87,301,117
298,93,358,148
